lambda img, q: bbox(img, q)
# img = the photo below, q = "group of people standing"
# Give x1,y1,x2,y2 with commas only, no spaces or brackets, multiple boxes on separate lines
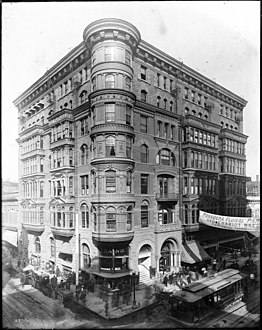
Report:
161,264,209,289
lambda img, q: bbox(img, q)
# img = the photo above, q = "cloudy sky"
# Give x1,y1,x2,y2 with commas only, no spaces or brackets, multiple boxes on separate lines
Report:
2,1,260,182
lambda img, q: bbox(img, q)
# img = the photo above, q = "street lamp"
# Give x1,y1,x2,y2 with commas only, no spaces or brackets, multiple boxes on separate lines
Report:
130,270,138,309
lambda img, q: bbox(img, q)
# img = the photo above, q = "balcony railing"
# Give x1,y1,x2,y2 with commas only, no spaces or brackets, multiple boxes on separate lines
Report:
155,221,181,233
22,219,45,233
50,220,75,237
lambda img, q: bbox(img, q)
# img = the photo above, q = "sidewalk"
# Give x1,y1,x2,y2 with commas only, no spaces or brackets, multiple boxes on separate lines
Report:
70,282,156,319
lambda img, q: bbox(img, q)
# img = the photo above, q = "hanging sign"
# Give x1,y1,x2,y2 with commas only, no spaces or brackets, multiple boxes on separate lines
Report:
199,211,260,233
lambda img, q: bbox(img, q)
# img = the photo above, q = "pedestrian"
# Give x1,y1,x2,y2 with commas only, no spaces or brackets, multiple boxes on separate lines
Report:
163,274,168,287
80,285,87,303
250,273,255,287
169,272,174,285
195,268,199,280
55,266,60,278
212,259,217,271
17,259,21,269
105,301,109,317
20,272,26,288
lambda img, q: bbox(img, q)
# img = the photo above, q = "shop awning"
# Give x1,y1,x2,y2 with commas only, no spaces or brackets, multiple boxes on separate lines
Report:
60,242,72,254
2,230,18,247
181,241,211,264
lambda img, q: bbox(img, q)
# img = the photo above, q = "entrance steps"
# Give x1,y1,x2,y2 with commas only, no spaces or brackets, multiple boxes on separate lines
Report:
137,266,154,290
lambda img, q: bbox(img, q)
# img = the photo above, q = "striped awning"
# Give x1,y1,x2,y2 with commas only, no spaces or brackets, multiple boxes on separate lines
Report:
181,241,211,264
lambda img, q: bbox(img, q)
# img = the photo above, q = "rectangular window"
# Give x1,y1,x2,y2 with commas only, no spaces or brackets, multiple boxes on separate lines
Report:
106,213,116,232
140,115,147,133
126,171,132,193
81,175,89,195
170,79,173,92
141,65,147,80
164,123,168,139
184,87,189,99
40,181,44,197
126,105,131,125
157,73,160,87
204,96,208,108
125,49,131,65
106,172,116,192
141,174,148,194
141,205,148,228
126,136,132,158
105,103,115,122
191,90,195,102
163,77,167,89
105,46,114,61
198,93,202,105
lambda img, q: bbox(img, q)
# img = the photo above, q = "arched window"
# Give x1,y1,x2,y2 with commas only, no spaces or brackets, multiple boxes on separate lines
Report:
81,144,88,165
82,244,91,268
141,90,147,102
106,136,116,156
105,74,115,88
81,203,89,228
35,236,41,253
158,208,169,225
164,98,167,109
79,90,87,104
157,149,176,166
141,200,149,228
140,144,148,163
50,237,55,257
170,101,174,112
185,107,189,115
127,206,132,231
157,96,161,107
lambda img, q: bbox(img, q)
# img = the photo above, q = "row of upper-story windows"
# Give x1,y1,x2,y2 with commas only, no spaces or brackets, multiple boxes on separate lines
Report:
184,86,208,107
49,177,74,197
92,73,132,92
78,66,89,84
184,107,209,120
221,158,245,175
184,151,216,171
50,148,74,169
156,121,176,140
156,96,174,111
184,177,217,196
92,45,132,66
220,104,240,121
22,208,44,225
221,138,245,155
91,103,132,126
156,72,173,91
21,135,43,154
220,121,238,131
50,206,74,229
183,127,216,147
226,180,246,196
23,157,44,175
57,78,72,99
50,121,74,142
183,203,218,225
22,180,44,198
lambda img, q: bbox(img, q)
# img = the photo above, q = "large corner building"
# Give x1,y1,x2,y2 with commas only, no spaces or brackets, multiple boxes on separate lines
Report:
12,18,249,281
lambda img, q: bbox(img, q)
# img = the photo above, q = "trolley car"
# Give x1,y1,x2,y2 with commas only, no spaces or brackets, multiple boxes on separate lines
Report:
170,269,248,325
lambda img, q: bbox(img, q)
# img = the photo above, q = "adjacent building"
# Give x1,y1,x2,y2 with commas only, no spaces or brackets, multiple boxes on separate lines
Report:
12,18,249,281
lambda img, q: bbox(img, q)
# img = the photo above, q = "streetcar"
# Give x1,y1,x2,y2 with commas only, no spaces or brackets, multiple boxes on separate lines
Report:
169,268,248,325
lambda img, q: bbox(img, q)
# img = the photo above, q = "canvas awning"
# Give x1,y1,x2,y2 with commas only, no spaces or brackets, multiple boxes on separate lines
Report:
2,230,18,247
181,240,211,264
59,242,72,255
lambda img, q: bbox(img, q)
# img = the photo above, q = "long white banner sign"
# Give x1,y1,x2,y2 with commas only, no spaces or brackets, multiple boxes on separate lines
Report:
199,211,260,232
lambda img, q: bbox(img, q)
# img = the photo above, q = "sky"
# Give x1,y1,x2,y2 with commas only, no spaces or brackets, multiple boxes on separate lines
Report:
2,1,260,182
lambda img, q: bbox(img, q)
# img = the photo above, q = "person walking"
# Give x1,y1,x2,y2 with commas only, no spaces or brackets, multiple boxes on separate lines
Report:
212,259,217,271
20,272,26,288
163,274,168,287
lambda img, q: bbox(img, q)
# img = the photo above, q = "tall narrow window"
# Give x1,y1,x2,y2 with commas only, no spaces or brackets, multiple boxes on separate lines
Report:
140,115,147,133
125,49,131,65
127,206,132,231
40,181,44,197
106,170,116,192
141,201,149,228
106,209,116,232
141,90,147,102
140,144,148,163
82,244,91,268
184,87,189,99
141,174,149,194
141,65,147,80
105,103,115,122
157,73,160,87
50,238,55,257
106,136,116,156
126,171,132,193
105,46,114,61
105,74,115,88
126,136,132,158
126,105,131,125
69,176,74,195
157,96,161,107
164,123,168,138
125,76,131,90
163,77,167,89
81,203,89,228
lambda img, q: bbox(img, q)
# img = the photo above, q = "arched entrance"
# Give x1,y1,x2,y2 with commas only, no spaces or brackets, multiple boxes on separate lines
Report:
138,244,152,277
159,239,180,272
